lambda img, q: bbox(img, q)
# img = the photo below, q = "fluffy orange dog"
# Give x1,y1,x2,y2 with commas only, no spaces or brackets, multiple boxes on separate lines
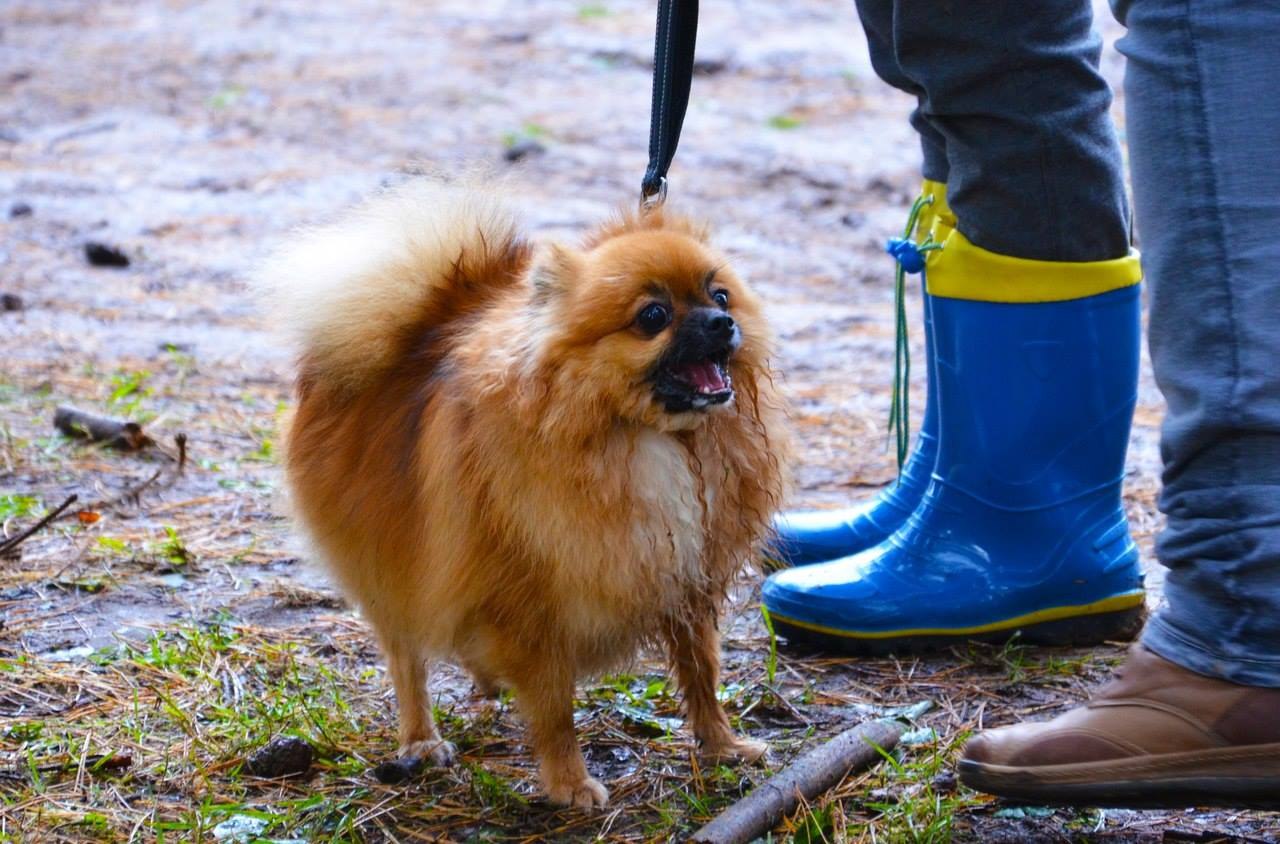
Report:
263,182,789,808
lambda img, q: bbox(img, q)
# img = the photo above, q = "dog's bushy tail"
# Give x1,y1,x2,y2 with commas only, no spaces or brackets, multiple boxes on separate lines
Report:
259,180,529,392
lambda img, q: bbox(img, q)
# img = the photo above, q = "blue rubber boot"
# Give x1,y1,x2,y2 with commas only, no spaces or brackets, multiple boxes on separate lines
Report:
763,229,1147,653
767,304,938,567
766,181,952,568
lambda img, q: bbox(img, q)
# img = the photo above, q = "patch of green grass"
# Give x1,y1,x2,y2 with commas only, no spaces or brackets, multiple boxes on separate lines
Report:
468,762,528,809
853,730,983,842
156,525,193,569
106,368,153,417
962,635,1113,685
1,722,44,743
586,672,682,737
246,436,274,462
792,801,836,844
93,528,193,572
95,535,132,557
577,3,608,19
761,605,779,685
501,122,551,149
998,634,1031,683
0,618,399,839
70,811,112,837
0,492,40,521
208,84,246,110
768,114,804,130
161,346,198,387
8,605,1081,841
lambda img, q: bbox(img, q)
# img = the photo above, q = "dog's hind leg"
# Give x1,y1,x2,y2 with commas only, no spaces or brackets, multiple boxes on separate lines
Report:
664,611,767,764
510,658,608,809
458,657,504,699
386,637,456,767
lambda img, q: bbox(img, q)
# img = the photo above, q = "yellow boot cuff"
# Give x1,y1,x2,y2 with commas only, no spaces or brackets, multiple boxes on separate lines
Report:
920,179,956,242
925,228,1142,303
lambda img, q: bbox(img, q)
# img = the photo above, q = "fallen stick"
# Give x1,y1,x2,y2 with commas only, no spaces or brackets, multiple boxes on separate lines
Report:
0,494,78,556
690,718,905,844
33,752,132,775
53,406,153,451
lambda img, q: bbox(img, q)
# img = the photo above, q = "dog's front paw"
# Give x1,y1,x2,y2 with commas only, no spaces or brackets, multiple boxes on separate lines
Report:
701,736,768,765
401,738,457,768
546,776,609,810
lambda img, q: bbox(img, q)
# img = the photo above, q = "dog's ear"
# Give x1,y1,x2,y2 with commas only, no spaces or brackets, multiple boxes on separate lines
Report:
531,243,583,299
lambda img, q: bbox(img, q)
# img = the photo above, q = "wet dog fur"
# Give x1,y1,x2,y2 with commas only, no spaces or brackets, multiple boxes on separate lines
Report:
261,181,790,808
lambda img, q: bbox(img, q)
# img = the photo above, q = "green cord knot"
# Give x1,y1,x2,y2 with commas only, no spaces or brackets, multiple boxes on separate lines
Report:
886,194,943,473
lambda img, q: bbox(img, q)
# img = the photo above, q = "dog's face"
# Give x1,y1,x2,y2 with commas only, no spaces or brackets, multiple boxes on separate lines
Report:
529,216,770,432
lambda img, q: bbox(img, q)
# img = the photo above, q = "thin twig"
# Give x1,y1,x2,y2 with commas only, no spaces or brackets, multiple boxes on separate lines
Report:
52,471,162,524
0,494,78,555
114,470,164,507
174,433,188,475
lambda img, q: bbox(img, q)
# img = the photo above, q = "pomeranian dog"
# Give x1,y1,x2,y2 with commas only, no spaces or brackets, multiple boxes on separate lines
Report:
262,181,789,808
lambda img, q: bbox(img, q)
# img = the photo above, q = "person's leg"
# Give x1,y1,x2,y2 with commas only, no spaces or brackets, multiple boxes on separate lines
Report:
894,0,1129,262
763,0,1146,651
1123,0,1280,689
958,0,1280,807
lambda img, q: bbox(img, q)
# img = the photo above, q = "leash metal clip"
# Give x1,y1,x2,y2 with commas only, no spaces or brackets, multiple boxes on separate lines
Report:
640,176,668,211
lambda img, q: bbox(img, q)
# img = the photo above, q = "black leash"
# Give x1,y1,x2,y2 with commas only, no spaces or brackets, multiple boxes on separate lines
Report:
641,0,699,207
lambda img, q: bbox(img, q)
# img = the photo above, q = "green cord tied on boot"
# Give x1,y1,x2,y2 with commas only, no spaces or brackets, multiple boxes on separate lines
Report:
885,195,943,473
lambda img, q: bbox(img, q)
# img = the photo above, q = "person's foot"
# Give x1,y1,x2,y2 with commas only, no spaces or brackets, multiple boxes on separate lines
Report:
958,645,1280,809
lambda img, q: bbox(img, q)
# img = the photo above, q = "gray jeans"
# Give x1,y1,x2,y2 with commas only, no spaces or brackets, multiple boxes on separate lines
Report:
1117,0,1280,688
853,0,1131,262
855,0,1280,685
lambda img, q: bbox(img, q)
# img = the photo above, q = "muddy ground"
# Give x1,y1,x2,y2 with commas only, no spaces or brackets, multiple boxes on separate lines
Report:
1,0,1276,841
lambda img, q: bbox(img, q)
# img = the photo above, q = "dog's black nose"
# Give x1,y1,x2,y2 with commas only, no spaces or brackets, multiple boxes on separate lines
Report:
707,313,735,337
677,307,741,360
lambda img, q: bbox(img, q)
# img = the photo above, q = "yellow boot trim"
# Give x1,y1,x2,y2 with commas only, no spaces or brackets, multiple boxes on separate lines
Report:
925,228,1142,303
768,590,1146,641
920,179,955,242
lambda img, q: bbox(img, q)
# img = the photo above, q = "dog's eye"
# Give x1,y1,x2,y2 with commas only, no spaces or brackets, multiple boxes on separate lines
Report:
712,289,730,309
636,303,672,335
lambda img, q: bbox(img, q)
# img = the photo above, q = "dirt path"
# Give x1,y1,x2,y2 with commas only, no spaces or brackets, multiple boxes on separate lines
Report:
1,1,1272,841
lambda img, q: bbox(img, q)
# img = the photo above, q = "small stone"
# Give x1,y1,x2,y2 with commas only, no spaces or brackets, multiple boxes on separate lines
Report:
245,735,314,778
212,815,268,841
9,202,32,218
1,293,23,312
492,31,530,44
931,770,958,794
84,241,130,268
372,756,424,784
693,57,729,75
503,139,546,163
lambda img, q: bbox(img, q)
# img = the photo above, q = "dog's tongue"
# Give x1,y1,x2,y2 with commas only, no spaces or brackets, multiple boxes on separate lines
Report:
678,361,728,394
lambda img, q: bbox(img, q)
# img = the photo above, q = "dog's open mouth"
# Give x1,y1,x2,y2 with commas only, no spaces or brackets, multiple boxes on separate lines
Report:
654,356,734,412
